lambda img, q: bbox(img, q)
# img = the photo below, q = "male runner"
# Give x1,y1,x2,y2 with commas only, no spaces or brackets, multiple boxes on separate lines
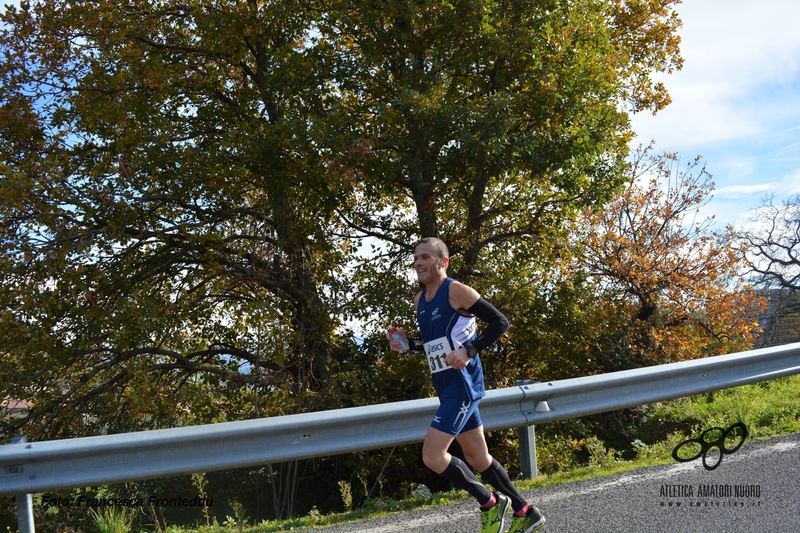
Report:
387,237,545,533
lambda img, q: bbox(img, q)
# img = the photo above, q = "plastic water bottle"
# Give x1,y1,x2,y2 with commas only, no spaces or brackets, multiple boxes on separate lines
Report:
388,326,408,353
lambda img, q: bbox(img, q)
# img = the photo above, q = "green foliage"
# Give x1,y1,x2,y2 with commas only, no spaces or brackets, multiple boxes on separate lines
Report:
224,501,249,533
1,0,351,445
337,481,352,511
191,473,212,527
411,484,432,504
584,435,619,469
89,505,133,533
535,435,586,475
649,376,800,440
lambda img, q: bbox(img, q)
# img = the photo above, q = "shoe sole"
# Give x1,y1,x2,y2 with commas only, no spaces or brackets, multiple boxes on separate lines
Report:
527,515,546,533
512,515,545,533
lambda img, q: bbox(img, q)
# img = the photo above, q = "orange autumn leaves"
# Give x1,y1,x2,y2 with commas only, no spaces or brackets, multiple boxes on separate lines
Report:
573,147,763,366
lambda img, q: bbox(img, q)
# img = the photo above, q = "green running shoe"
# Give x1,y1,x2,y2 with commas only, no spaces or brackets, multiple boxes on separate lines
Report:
508,506,545,533
479,492,510,533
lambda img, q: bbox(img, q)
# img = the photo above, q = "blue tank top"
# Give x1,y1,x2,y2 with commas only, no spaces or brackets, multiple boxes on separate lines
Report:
417,278,485,401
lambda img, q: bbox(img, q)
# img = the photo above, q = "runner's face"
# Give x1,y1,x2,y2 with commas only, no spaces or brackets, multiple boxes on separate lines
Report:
413,243,447,284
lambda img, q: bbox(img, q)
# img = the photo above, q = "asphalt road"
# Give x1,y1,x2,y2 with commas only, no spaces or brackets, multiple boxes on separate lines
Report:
299,432,800,533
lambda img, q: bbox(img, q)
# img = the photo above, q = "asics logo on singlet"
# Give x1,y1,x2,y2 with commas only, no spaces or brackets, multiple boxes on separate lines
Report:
428,342,446,353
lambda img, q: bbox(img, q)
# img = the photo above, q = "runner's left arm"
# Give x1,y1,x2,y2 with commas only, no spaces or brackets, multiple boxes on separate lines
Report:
466,297,510,352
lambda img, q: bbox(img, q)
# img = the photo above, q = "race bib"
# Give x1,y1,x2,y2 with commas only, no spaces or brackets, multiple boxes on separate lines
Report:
424,336,454,374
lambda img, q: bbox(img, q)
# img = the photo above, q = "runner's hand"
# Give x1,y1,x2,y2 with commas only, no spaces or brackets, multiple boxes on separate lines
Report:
445,348,470,370
386,327,408,353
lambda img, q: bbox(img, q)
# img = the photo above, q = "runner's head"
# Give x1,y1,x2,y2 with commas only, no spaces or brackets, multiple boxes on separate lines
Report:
416,237,449,260
414,237,450,284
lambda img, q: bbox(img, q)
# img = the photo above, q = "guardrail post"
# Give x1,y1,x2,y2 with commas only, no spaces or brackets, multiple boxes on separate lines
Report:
11,435,35,533
516,380,539,479
518,423,538,479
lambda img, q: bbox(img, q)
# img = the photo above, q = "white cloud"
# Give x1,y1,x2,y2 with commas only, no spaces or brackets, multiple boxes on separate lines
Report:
768,141,800,157
628,1,800,230
715,183,779,199
631,1,800,148
683,3,800,82
777,169,800,196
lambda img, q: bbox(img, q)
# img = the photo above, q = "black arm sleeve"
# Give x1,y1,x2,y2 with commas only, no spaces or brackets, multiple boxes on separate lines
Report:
467,297,509,352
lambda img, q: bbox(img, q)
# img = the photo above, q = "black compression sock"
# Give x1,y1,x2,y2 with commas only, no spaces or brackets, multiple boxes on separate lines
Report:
480,458,527,512
440,456,493,506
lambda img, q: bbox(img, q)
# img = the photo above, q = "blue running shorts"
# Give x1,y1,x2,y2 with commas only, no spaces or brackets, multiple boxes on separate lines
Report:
431,397,483,436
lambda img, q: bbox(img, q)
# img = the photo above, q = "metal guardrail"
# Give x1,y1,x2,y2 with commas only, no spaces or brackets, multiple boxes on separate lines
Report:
2,342,800,500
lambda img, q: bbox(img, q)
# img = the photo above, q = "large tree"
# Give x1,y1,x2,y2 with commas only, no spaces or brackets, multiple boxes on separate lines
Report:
321,1,684,373
1,0,683,440
0,0,351,440
323,0,682,281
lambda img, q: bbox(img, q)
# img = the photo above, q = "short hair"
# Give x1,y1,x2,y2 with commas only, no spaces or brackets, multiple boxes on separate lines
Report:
416,237,449,259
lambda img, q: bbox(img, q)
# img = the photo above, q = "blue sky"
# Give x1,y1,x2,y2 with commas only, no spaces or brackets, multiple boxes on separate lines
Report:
629,0,800,229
